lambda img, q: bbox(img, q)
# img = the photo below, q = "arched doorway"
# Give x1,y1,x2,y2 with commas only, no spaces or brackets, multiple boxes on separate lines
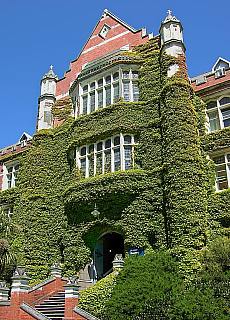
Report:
93,232,124,280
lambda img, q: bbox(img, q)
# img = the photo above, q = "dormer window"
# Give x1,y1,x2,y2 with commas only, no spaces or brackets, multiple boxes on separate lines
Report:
215,68,226,79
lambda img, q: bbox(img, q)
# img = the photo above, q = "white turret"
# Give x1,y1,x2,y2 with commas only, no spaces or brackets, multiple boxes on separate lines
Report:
160,10,185,77
37,66,58,131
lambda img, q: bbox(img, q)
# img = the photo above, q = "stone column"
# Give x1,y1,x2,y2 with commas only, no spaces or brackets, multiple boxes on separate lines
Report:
112,254,124,272
64,276,80,320
0,281,10,301
10,266,31,319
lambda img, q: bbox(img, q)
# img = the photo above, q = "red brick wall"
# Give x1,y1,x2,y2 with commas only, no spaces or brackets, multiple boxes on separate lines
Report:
56,14,149,96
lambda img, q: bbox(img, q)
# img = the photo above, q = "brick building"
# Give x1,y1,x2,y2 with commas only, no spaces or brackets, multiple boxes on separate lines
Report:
0,9,229,320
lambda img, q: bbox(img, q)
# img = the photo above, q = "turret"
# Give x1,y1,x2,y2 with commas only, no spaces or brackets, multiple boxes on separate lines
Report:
160,10,185,77
37,66,58,131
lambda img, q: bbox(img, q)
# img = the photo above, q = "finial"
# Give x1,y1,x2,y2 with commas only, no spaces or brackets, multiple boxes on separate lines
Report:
167,9,172,16
50,65,53,70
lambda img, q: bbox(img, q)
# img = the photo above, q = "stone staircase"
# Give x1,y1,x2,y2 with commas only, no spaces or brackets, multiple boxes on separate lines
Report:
35,291,65,320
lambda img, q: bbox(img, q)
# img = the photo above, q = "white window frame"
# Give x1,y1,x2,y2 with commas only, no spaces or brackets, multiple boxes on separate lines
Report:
77,66,139,117
77,134,136,178
2,161,19,190
212,152,230,191
206,96,230,132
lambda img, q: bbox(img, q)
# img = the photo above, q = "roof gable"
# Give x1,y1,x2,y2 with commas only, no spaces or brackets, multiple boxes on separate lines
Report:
212,57,230,72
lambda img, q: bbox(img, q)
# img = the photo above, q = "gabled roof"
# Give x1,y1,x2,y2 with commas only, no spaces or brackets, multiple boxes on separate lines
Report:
212,57,230,72
18,132,32,143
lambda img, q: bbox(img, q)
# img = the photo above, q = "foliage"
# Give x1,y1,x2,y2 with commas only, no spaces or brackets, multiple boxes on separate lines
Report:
98,252,229,320
78,271,118,318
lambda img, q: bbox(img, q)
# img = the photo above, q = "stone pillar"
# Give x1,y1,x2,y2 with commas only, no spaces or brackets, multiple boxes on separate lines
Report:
0,281,10,301
64,276,80,320
51,262,63,292
112,254,124,272
10,266,31,319
51,262,62,278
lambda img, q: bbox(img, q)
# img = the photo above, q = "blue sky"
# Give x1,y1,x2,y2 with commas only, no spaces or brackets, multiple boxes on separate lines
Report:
0,0,229,148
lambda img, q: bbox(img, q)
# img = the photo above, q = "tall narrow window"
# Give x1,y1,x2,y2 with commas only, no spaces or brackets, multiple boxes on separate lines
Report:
213,155,228,190
113,83,119,102
82,96,88,114
208,111,220,132
132,82,139,102
222,108,230,127
104,139,111,173
98,89,103,108
123,82,130,102
90,92,95,112
105,86,111,106
4,163,19,190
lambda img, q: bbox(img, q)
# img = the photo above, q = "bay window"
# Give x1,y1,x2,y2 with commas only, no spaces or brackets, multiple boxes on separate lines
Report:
77,134,136,178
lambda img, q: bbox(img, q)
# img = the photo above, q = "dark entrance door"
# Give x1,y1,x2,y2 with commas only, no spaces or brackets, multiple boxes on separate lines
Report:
94,232,124,279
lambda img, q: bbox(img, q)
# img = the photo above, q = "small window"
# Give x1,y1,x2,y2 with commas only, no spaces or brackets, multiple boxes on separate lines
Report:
114,136,120,146
82,96,88,114
98,89,103,108
221,107,230,127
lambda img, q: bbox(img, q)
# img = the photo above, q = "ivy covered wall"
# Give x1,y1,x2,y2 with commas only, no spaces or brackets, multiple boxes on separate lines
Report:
0,38,226,281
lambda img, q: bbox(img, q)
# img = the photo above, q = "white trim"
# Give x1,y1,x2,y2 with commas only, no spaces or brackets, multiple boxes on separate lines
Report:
82,31,130,55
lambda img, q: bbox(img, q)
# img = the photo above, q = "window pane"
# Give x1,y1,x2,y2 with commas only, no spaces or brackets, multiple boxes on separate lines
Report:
123,71,129,79
219,97,230,106
105,75,111,84
222,108,230,127
124,146,132,170
105,139,111,149
106,86,111,106
208,111,220,131
83,96,88,114
132,82,139,101
104,150,111,172
216,164,228,190
89,144,94,154
88,155,94,177
98,79,103,87
113,83,119,102
90,92,95,112
90,82,95,90
124,135,132,144
80,158,86,177
44,111,52,125
114,136,120,146
98,89,103,108
207,101,217,109
213,155,225,164
97,142,103,151
132,71,139,79
83,85,88,93
80,147,86,156
123,82,130,101
96,153,103,175
114,148,121,171
113,72,119,81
